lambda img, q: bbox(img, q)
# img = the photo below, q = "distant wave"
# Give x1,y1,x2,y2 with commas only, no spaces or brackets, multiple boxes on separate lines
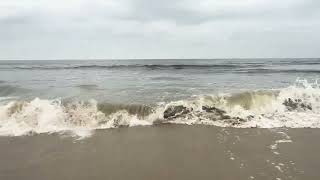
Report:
0,79,320,138
237,69,320,74
283,60,320,65
0,64,263,70
1,63,320,74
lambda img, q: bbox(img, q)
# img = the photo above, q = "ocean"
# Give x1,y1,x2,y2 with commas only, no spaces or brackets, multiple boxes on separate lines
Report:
1,58,319,136
0,59,320,179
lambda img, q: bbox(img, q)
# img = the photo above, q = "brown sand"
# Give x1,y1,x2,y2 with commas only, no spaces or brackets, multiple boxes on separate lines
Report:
0,125,319,180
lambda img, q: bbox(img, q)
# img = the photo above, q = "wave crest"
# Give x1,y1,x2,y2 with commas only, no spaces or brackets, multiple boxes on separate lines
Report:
0,79,320,138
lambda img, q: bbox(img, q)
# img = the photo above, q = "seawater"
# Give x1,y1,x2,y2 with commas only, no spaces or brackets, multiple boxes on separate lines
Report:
0,59,320,137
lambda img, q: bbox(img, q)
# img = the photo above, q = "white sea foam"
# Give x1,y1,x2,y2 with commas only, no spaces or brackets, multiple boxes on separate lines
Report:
0,79,319,137
0,99,150,137
166,78,320,128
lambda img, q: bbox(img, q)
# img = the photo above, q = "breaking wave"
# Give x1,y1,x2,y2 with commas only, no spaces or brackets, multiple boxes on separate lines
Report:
0,79,320,137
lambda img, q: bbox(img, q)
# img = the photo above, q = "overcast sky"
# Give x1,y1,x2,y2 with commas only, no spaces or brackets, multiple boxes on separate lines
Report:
0,0,320,59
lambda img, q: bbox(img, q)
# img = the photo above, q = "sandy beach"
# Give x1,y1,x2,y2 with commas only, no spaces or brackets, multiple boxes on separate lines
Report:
0,125,319,180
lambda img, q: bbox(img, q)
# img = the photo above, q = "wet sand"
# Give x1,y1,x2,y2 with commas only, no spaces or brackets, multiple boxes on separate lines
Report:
0,125,319,180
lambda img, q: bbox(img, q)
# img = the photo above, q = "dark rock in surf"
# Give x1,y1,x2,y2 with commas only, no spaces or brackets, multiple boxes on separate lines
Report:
283,98,312,111
221,115,231,119
202,106,226,115
283,98,298,110
202,106,234,120
163,105,249,126
202,106,243,122
163,105,191,119
203,106,247,125
300,103,312,111
235,117,246,122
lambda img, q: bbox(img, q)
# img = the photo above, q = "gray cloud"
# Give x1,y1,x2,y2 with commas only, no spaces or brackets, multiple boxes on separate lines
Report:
0,0,320,59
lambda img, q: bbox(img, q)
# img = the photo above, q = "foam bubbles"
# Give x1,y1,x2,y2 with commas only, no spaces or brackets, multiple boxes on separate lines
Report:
0,79,319,137
0,98,150,137
164,79,320,128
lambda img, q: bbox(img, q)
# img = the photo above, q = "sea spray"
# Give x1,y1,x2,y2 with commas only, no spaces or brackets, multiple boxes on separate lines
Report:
0,79,319,137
